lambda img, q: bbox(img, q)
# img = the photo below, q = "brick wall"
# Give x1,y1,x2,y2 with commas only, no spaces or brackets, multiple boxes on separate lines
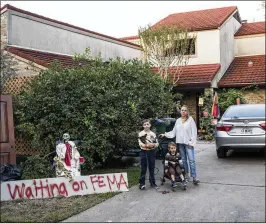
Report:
1,11,8,49
242,89,265,104
182,92,197,122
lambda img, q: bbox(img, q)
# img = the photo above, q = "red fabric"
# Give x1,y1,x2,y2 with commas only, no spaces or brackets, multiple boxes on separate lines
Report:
64,143,72,167
79,157,85,164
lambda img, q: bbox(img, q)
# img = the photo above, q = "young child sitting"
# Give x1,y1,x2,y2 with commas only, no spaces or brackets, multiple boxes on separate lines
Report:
164,142,186,188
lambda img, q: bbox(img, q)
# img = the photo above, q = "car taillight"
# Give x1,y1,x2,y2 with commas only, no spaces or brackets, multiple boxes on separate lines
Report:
216,124,233,132
259,123,266,130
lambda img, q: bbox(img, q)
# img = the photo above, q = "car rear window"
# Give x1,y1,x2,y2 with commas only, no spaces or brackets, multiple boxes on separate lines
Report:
223,104,266,118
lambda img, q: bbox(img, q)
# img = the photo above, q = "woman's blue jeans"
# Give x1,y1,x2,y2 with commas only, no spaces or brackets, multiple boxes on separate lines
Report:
179,144,197,178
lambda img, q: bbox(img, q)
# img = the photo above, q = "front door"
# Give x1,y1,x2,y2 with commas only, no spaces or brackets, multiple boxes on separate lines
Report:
0,95,16,164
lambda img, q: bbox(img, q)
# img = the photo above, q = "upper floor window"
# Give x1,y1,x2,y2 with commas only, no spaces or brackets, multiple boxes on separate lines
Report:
164,38,196,57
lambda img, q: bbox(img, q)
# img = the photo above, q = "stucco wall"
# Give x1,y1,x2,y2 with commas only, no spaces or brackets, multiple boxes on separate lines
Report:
127,29,221,66
7,11,142,61
187,30,220,65
211,16,241,88
235,35,266,56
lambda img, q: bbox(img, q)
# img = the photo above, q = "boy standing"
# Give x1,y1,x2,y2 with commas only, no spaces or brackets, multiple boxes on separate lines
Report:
138,119,159,190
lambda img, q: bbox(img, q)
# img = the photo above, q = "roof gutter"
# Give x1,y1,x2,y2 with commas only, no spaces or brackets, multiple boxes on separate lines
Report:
218,82,266,87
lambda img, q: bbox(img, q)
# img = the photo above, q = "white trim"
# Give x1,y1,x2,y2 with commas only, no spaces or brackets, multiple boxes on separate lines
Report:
235,33,265,39
218,81,266,88
235,54,265,57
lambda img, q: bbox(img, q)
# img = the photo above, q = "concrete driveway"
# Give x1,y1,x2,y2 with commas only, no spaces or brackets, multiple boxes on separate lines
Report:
63,142,265,222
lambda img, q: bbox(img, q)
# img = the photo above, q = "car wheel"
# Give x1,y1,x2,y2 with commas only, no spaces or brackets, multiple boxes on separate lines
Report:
216,148,226,158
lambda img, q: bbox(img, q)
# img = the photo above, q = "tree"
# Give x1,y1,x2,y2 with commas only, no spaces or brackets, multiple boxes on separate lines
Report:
14,49,174,170
0,49,18,93
138,25,195,87
262,1,265,17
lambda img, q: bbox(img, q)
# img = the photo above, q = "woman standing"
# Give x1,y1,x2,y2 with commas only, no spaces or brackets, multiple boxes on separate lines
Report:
160,105,200,184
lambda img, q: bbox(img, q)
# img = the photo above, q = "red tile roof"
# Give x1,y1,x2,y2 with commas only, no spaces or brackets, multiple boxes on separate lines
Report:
0,4,140,48
218,55,266,87
152,6,237,31
235,22,266,37
6,46,76,68
120,35,139,40
152,64,221,86
7,46,220,86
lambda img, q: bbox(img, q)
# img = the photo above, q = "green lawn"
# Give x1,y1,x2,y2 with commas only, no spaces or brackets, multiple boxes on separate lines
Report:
0,167,140,222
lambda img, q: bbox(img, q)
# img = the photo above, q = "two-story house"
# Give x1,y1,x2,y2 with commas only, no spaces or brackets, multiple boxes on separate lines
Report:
120,6,265,126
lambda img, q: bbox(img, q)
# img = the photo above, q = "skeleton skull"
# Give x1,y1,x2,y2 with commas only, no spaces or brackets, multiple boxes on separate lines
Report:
63,133,70,141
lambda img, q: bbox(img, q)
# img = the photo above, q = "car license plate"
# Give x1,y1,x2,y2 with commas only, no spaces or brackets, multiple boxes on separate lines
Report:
241,128,253,134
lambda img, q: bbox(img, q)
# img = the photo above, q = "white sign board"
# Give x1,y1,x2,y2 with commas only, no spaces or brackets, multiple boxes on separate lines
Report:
1,173,129,201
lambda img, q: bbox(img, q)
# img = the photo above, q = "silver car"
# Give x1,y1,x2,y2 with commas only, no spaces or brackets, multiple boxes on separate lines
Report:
215,104,266,158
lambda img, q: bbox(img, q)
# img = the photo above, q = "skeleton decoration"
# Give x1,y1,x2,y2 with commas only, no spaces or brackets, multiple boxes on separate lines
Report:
54,133,85,181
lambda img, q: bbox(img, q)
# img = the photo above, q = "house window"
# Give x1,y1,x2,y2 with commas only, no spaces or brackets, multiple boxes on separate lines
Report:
164,38,196,56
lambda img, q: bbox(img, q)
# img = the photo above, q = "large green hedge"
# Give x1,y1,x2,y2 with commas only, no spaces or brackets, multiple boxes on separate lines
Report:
14,49,173,170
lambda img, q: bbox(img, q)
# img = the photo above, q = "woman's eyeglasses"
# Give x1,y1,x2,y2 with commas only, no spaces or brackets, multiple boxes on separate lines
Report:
181,110,187,112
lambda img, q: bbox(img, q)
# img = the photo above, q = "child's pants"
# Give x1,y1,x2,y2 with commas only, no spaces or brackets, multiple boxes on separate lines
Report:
139,149,156,185
168,164,183,176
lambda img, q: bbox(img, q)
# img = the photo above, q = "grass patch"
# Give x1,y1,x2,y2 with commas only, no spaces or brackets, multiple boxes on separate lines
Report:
1,167,140,222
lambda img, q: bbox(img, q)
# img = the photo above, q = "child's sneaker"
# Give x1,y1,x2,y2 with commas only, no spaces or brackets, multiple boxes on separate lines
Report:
172,181,178,188
150,183,159,189
139,184,146,190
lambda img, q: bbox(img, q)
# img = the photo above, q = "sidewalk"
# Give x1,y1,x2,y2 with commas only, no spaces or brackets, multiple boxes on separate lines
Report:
63,143,217,222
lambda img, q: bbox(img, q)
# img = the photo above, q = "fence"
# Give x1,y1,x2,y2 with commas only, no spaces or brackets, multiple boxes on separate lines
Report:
4,76,49,156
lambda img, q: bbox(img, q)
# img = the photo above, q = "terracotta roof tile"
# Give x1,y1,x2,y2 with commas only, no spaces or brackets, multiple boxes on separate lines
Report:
120,6,238,40
7,46,76,68
152,6,237,31
152,64,221,86
7,46,220,87
235,22,266,36
120,35,139,40
218,55,266,87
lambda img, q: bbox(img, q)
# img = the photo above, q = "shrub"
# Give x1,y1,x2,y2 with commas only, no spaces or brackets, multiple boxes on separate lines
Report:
218,88,246,115
199,93,215,141
14,49,174,170
20,156,55,180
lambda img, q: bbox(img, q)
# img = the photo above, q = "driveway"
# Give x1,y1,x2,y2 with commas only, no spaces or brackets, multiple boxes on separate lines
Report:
63,142,265,222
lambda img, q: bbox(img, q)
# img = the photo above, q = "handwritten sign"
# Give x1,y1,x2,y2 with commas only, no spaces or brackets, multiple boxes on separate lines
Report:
0,173,128,201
